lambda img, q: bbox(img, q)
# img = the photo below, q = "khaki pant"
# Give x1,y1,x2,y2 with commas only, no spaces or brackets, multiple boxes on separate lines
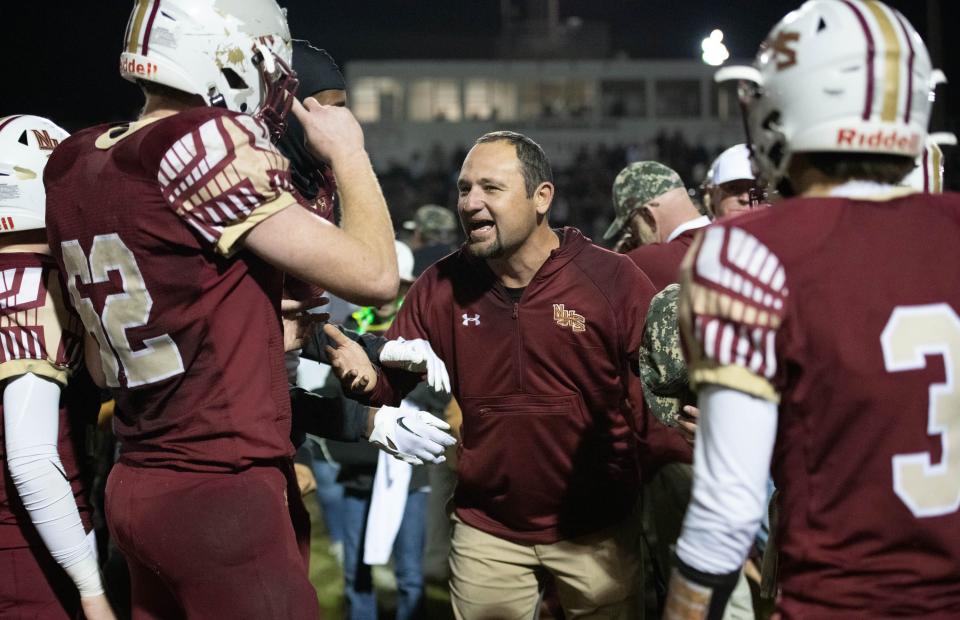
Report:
449,512,644,620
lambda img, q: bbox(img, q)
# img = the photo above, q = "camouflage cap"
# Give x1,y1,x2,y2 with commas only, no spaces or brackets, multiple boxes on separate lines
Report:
639,284,696,426
403,205,458,236
604,161,685,240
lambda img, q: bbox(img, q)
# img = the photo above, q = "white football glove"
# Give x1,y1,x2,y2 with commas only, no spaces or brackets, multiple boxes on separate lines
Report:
369,406,456,465
379,337,451,393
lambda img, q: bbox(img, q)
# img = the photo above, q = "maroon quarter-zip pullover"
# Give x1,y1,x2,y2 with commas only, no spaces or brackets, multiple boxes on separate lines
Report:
370,227,691,544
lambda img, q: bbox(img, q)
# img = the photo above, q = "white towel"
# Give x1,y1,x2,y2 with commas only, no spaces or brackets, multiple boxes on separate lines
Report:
363,401,415,565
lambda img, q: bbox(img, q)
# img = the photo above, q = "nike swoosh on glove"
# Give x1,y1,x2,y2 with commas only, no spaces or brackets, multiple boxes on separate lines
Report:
379,338,451,393
368,406,457,465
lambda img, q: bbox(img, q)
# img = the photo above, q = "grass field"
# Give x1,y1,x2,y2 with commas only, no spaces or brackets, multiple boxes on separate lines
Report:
304,491,455,619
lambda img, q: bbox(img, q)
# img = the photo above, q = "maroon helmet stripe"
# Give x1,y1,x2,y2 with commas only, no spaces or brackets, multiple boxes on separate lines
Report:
841,0,876,121
921,144,930,193
0,115,23,133
142,0,162,55
893,12,915,123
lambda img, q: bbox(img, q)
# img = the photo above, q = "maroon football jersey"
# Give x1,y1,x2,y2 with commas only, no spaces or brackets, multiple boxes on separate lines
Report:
44,107,299,472
680,190,960,617
0,252,93,548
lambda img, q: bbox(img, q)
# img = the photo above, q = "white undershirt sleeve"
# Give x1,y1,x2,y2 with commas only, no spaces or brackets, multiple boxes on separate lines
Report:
4,372,104,597
676,384,778,575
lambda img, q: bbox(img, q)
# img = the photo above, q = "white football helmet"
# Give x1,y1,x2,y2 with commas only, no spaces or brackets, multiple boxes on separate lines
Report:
902,132,956,193
121,0,297,135
716,0,939,188
0,115,69,233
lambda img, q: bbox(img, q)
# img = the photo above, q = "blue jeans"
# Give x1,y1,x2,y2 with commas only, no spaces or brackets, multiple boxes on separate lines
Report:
342,488,428,620
311,459,346,545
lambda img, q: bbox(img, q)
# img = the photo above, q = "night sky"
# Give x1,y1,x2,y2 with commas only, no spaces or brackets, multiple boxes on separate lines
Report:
1,0,956,131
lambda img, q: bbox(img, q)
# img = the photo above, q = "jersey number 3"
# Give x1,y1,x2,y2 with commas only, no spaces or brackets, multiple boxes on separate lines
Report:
882,303,960,518
61,234,184,388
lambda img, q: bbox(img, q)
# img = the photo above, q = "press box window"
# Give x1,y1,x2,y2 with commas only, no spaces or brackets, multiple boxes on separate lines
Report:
351,77,404,123
655,80,702,119
464,79,518,121
409,80,462,122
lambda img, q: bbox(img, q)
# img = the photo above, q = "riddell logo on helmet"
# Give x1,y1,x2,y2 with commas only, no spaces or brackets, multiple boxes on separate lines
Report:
836,129,920,153
120,58,158,77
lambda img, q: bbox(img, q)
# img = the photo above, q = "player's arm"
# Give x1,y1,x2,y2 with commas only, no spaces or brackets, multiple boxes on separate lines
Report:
289,385,371,441
159,110,397,307
3,373,113,615
664,224,788,619
244,99,398,306
289,382,454,464
664,385,776,620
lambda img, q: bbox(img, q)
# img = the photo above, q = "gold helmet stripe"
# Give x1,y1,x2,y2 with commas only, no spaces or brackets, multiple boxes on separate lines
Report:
864,1,903,123
126,0,151,53
931,142,943,194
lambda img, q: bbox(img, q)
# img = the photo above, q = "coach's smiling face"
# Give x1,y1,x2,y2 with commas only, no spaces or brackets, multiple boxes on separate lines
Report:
456,140,544,260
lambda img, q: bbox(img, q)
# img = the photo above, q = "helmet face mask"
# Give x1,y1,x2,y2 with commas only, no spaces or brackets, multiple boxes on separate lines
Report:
720,0,937,190
0,115,70,233
739,81,789,191
254,48,300,140
121,0,297,124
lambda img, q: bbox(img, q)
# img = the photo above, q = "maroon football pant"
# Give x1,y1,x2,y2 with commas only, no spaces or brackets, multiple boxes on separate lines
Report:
0,545,81,619
106,461,318,620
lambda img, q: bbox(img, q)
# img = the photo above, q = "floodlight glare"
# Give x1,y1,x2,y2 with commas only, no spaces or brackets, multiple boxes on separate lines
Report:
701,29,730,66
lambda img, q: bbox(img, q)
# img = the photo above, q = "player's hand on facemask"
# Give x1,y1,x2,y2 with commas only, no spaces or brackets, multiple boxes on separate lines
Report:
369,406,457,465
291,97,366,165
379,337,451,394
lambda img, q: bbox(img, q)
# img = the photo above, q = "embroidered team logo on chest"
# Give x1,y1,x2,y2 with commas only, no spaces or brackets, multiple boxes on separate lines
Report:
553,304,586,333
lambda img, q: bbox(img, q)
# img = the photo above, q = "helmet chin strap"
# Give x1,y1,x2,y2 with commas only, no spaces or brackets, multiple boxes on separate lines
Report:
207,87,227,109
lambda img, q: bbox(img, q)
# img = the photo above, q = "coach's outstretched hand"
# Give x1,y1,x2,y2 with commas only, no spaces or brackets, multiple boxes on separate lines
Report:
324,323,378,394
281,297,329,352
369,406,457,465
379,337,451,393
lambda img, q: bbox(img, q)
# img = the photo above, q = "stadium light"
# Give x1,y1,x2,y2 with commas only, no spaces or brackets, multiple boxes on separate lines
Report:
701,29,730,66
